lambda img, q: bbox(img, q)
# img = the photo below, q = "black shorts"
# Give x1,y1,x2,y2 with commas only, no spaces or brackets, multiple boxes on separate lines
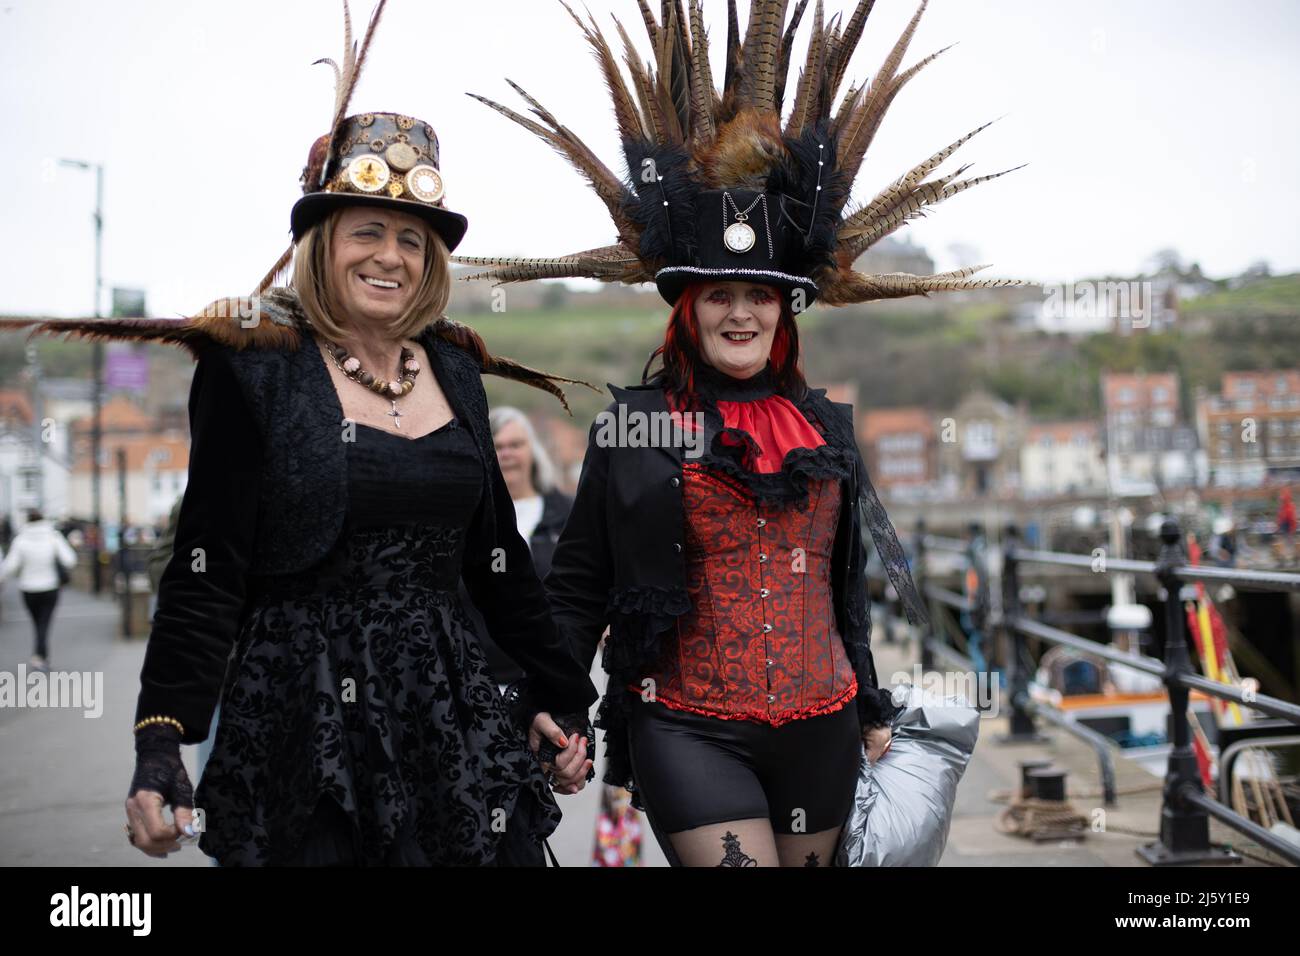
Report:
626,695,862,835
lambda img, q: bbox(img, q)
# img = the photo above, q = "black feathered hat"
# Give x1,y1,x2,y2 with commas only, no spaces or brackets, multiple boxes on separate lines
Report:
454,0,1024,311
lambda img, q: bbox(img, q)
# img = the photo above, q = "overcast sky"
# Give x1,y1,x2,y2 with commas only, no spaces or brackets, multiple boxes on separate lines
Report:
2,0,1297,319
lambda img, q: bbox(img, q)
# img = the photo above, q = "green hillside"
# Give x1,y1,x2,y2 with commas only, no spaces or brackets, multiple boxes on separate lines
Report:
3,273,1296,428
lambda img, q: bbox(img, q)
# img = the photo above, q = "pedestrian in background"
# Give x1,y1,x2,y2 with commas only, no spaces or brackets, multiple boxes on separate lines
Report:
1276,487,1297,565
0,509,77,671
467,406,573,693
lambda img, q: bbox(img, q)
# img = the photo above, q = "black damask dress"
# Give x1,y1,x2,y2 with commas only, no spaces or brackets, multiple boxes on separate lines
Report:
195,418,558,866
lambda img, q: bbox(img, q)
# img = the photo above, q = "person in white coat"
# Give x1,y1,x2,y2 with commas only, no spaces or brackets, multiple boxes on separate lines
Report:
0,509,77,671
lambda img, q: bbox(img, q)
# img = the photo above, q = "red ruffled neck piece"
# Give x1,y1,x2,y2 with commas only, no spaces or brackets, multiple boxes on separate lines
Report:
716,394,826,473
680,363,829,475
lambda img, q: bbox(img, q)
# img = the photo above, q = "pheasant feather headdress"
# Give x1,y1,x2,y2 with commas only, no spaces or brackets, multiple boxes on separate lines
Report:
456,0,1023,307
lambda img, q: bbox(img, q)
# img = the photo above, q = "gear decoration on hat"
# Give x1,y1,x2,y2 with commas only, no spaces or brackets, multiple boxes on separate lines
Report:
453,0,1025,307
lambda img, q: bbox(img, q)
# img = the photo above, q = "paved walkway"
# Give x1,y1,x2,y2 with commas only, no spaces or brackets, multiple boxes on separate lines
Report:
0,587,1278,866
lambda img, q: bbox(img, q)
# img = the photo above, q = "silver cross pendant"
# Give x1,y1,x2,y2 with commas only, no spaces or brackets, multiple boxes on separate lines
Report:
388,401,402,429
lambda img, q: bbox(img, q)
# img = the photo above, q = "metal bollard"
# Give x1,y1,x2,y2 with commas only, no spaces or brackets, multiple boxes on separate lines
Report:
1027,768,1067,802
1019,759,1054,800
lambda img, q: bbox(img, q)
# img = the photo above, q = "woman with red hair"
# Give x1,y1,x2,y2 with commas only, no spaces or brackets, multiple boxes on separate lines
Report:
545,251,925,867
459,0,1019,866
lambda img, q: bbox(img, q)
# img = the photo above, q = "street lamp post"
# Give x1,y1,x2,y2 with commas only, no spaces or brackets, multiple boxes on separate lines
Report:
59,159,106,595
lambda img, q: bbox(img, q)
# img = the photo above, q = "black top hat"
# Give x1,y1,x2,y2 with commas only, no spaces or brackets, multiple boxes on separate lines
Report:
653,188,820,307
291,111,468,252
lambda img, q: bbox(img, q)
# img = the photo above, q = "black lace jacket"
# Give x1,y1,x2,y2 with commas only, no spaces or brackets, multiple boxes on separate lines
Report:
544,371,929,802
135,318,598,744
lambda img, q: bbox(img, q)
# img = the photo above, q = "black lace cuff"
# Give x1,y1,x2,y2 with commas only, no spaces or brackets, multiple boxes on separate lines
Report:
857,684,903,730
128,723,195,809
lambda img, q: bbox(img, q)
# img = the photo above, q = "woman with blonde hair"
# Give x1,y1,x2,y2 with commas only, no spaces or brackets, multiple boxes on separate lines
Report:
2,3,597,866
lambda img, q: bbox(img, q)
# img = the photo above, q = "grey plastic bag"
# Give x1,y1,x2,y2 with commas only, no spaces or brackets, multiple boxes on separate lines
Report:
836,683,980,867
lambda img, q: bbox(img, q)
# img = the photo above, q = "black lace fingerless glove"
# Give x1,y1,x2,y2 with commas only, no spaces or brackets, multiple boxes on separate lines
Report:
857,685,902,732
542,712,596,783
503,679,596,782
128,723,195,809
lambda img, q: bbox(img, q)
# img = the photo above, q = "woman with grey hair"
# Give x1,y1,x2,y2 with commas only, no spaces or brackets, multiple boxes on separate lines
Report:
471,407,575,690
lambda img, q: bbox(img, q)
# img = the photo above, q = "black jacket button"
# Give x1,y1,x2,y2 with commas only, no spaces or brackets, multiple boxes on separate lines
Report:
672,542,683,553
670,476,681,488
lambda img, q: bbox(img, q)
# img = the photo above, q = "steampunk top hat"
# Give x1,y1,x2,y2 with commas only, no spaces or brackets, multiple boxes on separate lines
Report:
251,0,470,294
291,110,468,252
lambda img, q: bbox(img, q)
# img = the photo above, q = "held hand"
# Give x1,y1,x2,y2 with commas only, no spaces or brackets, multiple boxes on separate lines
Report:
125,723,197,858
529,711,593,795
124,788,196,858
862,724,893,764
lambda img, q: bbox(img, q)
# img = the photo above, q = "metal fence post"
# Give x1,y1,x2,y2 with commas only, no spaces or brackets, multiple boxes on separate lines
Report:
999,524,1043,743
1138,518,1239,864
916,517,933,673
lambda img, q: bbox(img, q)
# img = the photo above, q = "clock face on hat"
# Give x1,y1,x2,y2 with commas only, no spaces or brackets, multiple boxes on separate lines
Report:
406,165,445,203
724,221,757,253
347,154,390,192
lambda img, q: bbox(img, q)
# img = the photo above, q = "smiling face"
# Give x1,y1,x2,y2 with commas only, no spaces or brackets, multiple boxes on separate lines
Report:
328,205,429,330
692,281,783,379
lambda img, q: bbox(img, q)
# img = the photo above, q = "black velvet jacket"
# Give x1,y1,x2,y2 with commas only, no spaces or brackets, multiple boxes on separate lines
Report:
544,369,929,802
136,321,598,744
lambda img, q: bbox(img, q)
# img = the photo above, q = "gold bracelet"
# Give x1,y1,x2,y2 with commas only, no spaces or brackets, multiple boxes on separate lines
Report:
133,715,185,736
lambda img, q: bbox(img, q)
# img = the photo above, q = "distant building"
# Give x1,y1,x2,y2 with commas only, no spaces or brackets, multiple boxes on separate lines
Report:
1020,421,1107,497
0,387,70,524
1101,371,1200,491
1022,277,1180,336
65,396,190,526
67,434,190,527
860,407,935,499
1196,369,1300,487
935,390,1027,498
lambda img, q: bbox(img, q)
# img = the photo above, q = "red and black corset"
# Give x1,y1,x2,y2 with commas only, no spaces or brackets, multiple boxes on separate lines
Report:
630,364,860,725
633,465,857,724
